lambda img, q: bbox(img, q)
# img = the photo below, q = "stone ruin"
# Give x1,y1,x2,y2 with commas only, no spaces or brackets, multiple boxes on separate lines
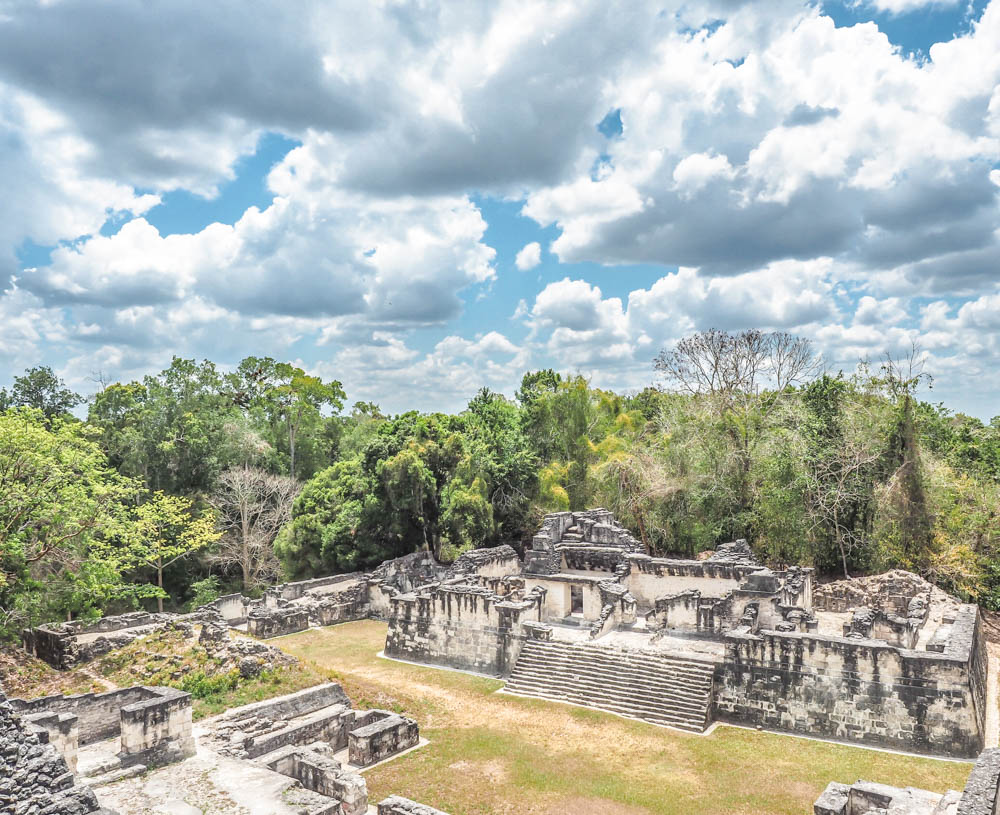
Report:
7,666,428,814
15,505,991,794
1,688,112,815
814,746,1000,814
378,509,986,758
10,684,195,785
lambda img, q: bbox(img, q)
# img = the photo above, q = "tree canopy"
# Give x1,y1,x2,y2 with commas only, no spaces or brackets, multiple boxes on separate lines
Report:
4,334,1000,637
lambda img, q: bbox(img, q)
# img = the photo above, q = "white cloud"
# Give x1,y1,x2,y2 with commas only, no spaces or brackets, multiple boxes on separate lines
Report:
1,0,1000,417
515,241,542,270
866,0,960,15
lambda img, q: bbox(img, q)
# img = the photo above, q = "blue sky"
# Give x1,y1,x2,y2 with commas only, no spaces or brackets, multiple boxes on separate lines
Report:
1,0,999,418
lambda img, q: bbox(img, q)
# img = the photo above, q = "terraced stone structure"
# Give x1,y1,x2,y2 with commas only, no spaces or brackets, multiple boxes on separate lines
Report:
19,507,988,759
384,509,987,758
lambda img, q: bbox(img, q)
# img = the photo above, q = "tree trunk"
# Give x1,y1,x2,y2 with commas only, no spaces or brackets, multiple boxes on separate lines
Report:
157,559,164,613
834,510,849,579
636,509,649,550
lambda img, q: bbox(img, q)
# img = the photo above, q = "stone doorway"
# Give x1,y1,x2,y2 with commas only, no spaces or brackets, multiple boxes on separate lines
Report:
570,586,584,615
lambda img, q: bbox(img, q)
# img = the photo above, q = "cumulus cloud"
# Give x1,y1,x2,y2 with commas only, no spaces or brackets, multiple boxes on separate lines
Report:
1,0,1000,415
866,0,961,14
515,242,542,270
523,3,1000,291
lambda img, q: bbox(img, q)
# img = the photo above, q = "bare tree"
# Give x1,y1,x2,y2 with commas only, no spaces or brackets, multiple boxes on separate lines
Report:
653,330,821,532
654,329,819,398
804,421,884,579
209,466,299,590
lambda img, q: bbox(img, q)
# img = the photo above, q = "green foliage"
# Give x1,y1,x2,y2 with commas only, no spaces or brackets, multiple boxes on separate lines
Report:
227,356,345,479
186,575,222,611
0,409,144,632
122,491,222,611
179,668,241,699
2,366,82,423
9,334,1000,631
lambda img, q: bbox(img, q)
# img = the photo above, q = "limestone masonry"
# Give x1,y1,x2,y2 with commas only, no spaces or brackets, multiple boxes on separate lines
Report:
10,507,996,812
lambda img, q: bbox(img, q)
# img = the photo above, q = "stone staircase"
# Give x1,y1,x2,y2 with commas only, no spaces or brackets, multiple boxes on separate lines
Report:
503,639,715,732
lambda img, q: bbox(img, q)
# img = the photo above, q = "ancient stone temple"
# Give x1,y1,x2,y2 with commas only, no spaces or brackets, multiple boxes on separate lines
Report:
382,509,986,758
21,508,988,760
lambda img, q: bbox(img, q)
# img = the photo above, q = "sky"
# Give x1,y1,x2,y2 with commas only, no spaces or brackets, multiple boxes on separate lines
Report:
1,0,999,418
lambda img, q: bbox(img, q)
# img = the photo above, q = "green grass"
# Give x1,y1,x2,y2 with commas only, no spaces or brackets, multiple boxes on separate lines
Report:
279,620,973,815
92,627,337,720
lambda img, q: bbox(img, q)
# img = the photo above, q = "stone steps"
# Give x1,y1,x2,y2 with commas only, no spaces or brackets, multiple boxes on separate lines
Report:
504,639,714,732
81,762,146,788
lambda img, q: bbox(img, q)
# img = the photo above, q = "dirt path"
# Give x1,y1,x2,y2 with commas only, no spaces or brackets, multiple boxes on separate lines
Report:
78,666,117,692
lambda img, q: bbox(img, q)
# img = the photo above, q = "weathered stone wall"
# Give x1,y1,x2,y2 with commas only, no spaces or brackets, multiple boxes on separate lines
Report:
369,551,447,593
956,748,1000,815
264,745,368,815
348,710,419,766
22,709,80,772
11,685,195,769
444,544,520,580
267,572,365,605
716,608,985,757
218,682,350,725
524,509,645,574
626,555,758,608
11,686,154,745
0,691,105,815
119,687,195,768
384,584,545,676
245,705,354,757
23,610,214,670
203,592,252,624
247,604,310,638
378,797,451,815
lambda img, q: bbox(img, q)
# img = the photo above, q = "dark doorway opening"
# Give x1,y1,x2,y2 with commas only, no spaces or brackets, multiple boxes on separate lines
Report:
570,586,584,615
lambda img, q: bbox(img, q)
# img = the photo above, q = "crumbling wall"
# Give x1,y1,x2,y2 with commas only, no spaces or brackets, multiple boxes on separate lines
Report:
956,748,1000,815
11,685,195,770
267,572,365,604
11,686,154,745
524,509,645,575
378,797,451,815
385,584,545,675
444,544,520,580
0,691,104,815
247,604,310,638
22,609,221,670
264,745,368,815
813,570,951,615
22,611,181,670
716,605,986,757
22,709,80,772
348,710,419,766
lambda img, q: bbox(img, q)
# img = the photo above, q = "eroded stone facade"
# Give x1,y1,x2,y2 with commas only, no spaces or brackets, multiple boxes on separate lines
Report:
1,689,109,815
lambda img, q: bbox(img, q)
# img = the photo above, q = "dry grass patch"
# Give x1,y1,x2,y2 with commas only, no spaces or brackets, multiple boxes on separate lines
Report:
0,646,103,698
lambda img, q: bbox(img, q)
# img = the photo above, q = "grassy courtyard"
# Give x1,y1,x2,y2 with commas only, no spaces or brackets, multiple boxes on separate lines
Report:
278,620,972,815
